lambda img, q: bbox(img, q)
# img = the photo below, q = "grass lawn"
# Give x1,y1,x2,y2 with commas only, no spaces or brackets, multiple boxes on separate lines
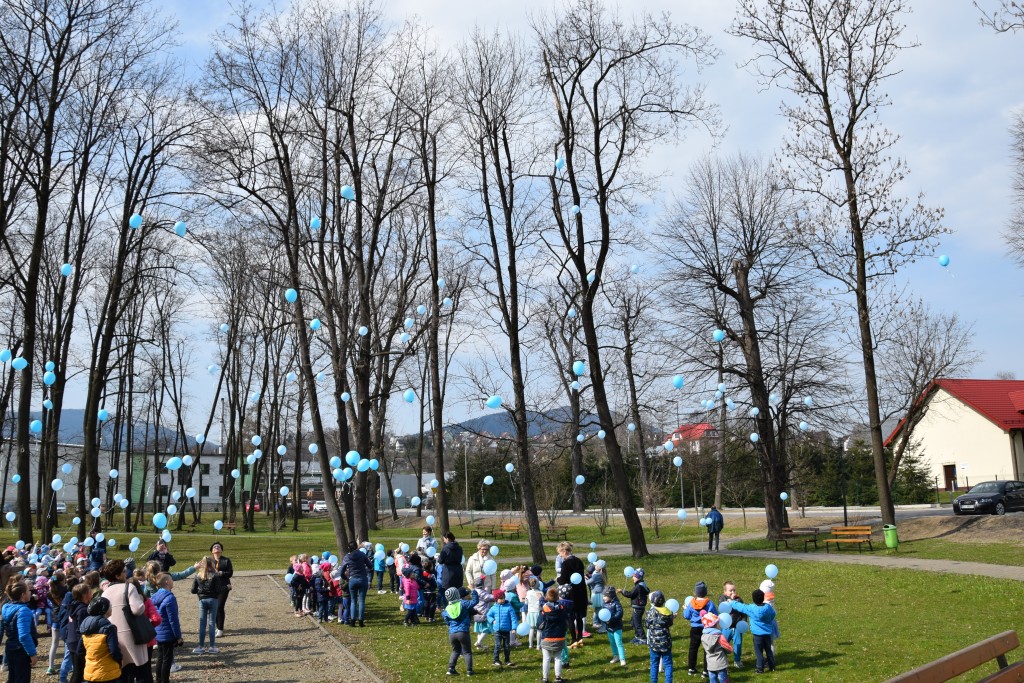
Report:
326,554,1024,682
728,535,1024,566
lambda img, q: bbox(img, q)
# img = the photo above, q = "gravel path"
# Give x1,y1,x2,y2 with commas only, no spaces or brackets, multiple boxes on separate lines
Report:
24,575,373,683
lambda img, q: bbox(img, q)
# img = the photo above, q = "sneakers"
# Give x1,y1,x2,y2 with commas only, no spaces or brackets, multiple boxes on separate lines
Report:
610,658,620,665
207,646,220,654
192,647,205,654
504,662,516,667
46,667,56,675
688,670,698,676
733,661,744,669
215,629,223,637
620,661,626,667
378,590,387,594
582,631,592,638
446,670,457,676
492,662,502,667
170,663,182,673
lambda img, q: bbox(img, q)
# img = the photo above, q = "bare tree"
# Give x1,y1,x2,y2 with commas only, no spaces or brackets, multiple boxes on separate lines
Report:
732,0,947,527
1007,112,1024,265
975,1,1024,32
534,0,719,558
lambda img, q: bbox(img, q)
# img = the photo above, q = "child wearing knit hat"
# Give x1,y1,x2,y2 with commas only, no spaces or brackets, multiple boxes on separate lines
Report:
730,589,777,673
700,611,735,683
683,580,718,676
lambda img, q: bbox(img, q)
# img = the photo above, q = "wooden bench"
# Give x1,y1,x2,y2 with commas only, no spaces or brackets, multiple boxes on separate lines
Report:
883,630,1022,683
774,527,820,551
471,523,494,538
543,525,568,541
495,523,523,539
824,525,873,552
220,523,237,535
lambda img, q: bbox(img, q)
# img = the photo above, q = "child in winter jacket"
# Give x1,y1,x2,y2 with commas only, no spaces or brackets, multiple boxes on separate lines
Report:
421,559,438,622
683,581,718,676
644,591,675,683
152,575,183,683
601,586,626,666
471,577,495,649
486,590,519,667
313,568,331,623
400,568,420,626
64,582,92,683
525,578,544,649
442,587,479,676
538,586,568,683
620,567,649,644
80,596,122,683
700,612,734,683
730,589,777,673
586,562,607,632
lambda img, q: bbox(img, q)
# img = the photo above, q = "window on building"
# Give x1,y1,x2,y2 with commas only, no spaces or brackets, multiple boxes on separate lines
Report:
201,486,210,497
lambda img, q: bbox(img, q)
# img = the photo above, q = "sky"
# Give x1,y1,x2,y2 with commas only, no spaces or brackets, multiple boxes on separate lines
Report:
144,0,1024,438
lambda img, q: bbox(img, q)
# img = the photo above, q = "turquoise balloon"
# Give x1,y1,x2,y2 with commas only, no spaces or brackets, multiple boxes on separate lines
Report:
60,263,72,277
128,213,143,229
173,221,186,237
152,513,167,529
285,288,297,303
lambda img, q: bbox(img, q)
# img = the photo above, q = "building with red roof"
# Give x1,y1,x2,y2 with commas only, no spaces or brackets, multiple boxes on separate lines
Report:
885,379,1024,491
669,422,718,454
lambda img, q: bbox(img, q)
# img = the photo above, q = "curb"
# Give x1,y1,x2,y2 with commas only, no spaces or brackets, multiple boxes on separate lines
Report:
265,573,385,683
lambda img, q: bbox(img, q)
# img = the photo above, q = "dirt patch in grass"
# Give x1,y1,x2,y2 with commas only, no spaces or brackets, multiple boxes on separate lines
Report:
895,514,1024,544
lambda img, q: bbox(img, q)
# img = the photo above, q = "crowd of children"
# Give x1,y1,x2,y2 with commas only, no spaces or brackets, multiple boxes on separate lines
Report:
285,529,783,682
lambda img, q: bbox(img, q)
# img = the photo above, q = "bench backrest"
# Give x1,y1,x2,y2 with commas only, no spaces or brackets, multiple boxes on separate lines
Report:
831,526,872,532
883,630,1020,683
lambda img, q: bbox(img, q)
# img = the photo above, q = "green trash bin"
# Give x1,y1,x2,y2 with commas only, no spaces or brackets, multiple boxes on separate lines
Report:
883,524,898,550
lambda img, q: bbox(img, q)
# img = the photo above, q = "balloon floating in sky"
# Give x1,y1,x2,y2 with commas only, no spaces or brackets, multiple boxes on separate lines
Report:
231,469,240,479
404,317,414,329
341,392,351,402
663,440,674,452
575,475,585,486
571,205,580,215
30,419,42,434
61,463,72,475
750,433,760,443
128,213,143,229
417,304,427,315
570,381,580,392
43,399,53,410
712,329,726,343
285,288,298,303
12,357,28,371
799,421,809,432
627,423,635,431
152,513,167,529
346,451,360,466
672,375,685,389
572,360,585,376
251,435,262,447
765,564,779,579
411,496,421,507
505,463,514,473
286,371,297,382
555,157,565,170
11,474,20,483
749,407,760,417
597,430,606,439
673,456,683,467
485,395,502,409
280,486,289,497
60,263,73,277
780,492,789,501
214,520,224,531
166,457,183,471
340,185,355,201
173,221,187,237
630,264,640,274
483,476,494,486
196,434,206,445
567,308,576,319
310,318,321,331
938,254,950,267
430,479,439,488
310,217,321,231
358,326,368,336
109,469,118,479
403,389,415,403
50,478,63,491
576,433,585,442
400,332,411,343
220,323,229,334
676,509,687,520
587,271,595,284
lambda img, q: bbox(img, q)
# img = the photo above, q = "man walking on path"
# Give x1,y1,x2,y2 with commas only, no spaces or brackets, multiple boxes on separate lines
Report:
707,507,725,552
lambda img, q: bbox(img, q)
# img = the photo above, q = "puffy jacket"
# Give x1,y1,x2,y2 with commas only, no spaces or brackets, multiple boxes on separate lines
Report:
191,574,223,600
65,600,89,655
143,597,162,646
602,596,624,631
557,555,587,608
81,615,122,683
442,589,479,633
88,544,107,573
644,605,674,653
487,601,519,633
730,601,777,636
585,568,605,595
401,576,419,607
1,602,38,656
539,600,568,641
340,551,372,582
702,627,733,671
438,541,464,590
707,508,724,533
56,590,75,640
152,589,181,643
622,580,650,609
684,597,718,628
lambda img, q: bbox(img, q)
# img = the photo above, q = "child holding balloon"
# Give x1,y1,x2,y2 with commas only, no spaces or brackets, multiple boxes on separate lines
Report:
600,586,626,666
619,567,649,645
729,589,776,673
700,612,734,683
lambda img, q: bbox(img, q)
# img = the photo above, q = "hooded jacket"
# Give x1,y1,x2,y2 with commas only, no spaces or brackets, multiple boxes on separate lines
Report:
621,580,650,609
539,600,568,641
707,508,725,533
643,605,674,653
1,602,38,656
191,573,223,600
683,597,718,628
339,551,372,582
601,594,624,631
81,615,122,683
64,599,89,655
152,588,181,643
486,601,519,633
442,589,479,634
701,626,734,671
730,601,777,636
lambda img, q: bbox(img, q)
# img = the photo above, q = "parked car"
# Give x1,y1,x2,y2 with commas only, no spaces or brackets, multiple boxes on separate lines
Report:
313,500,328,512
953,480,1024,516
55,502,67,513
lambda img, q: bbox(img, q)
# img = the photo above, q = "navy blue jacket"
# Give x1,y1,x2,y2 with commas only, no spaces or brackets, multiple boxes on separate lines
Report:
152,588,181,643
707,508,724,533
340,551,372,582
603,596,624,631
65,601,89,655
437,541,464,591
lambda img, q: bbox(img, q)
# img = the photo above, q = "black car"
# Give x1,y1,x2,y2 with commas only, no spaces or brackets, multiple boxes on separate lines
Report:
953,480,1024,516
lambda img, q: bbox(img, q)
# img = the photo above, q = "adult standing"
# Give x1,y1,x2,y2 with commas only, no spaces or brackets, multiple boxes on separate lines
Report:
437,532,464,606
100,559,149,681
210,542,233,637
464,540,495,593
339,543,372,627
2,580,38,683
190,557,222,654
707,506,725,552
146,541,176,574
555,541,589,644
87,536,107,573
415,525,438,558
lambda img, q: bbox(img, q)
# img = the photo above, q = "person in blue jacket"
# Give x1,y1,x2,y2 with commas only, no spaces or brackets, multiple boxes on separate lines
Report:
487,590,520,667
2,580,39,683
683,581,718,676
601,586,626,666
442,586,479,676
706,506,725,551
153,574,183,683
339,543,372,627
730,589,777,673
64,583,92,683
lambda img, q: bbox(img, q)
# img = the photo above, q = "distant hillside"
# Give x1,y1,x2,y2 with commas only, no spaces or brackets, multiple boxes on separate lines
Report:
13,408,214,450
439,406,603,439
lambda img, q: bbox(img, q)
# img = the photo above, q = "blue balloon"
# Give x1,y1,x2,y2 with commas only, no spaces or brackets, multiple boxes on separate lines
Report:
403,389,415,403
0,349,8,362
369,459,379,471
572,360,585,376
285,288,298,303
628,422,636,431
664,440,674,452
358,326,368,336
555,157,565,170
173,221,187,237
516,622,530,636
11,474,20,483
673,456,683,467
576,434,584,443
332,468,344,481
938,254,950,267
231,469,240,478
286,372,297,382
310,217,321,231
346,451,360,466
280,486,289,497
341,392,351,402
587,552,598,563
128,213,143,229
442,297,452,307
152,513,167,529
340,185,355,201
570,572,582,585
400,332,411,343
196,434,206,444
630,264,641,274
598,608,611,622
12,357,28,371
750,407,760,417
597,430,606,439
575,475,585,486
799,421,809,432
712,329,726,343
251,435,262,446
357,459,370,472
404,317,414,329
30,420,42,434
60,263,73,277
666,598,681,614
310,318,322,330
567,308,576,318
750,433,760,443
485,395,502,409
483,559,497,575
765,564,779,579
804,396,814,407
570,381,581,392
676,509,687,520
570,204,580,215
483,476,494,486
166,457,183,470
505,463,514,473
672,375,685,389
416,305,427,315
330,456,341,468
97,409,109,421
587,271,596,283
